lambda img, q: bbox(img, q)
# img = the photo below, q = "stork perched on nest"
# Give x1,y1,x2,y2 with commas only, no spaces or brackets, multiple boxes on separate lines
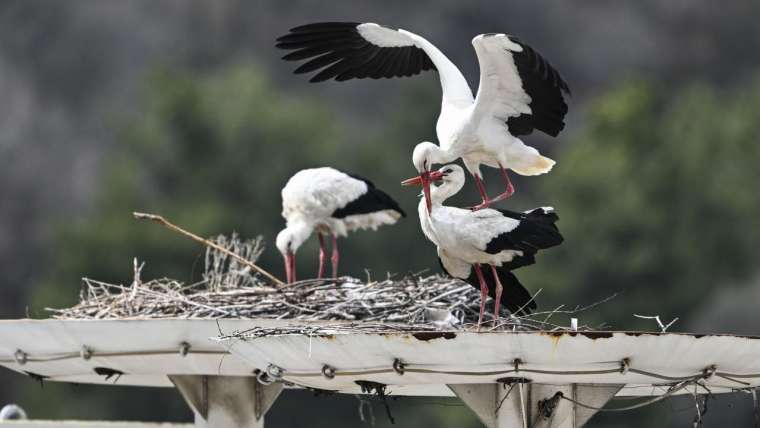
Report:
403,164,563,326
276,167,405,283
277,22,571,211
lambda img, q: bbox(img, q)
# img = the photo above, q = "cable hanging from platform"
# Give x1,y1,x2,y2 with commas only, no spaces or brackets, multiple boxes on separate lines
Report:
5,341,760,406
263,358,758,389
4,345,760,389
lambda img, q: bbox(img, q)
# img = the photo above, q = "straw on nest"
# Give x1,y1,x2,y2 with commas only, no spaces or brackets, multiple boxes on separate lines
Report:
48,233,601,332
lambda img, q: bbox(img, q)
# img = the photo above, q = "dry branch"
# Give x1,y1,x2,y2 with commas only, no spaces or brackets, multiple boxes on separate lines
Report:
133,212,284,286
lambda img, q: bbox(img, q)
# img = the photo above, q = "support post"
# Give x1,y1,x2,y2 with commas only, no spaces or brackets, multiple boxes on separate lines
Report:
171,376,282,428
449,383,622,428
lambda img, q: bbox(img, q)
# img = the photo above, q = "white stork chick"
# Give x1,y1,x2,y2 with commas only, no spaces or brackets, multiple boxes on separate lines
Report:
277,22,571,211
277,167,405,283
402,164,562,326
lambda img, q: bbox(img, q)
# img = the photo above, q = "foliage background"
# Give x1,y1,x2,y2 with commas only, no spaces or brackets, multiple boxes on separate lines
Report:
2,1,760,426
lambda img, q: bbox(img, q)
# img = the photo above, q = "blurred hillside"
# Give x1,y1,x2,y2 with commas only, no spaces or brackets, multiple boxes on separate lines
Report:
2,1,760,427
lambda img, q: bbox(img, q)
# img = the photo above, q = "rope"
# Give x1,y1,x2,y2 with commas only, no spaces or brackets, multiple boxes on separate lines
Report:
0,349,228,365
558,378,698,412
5,348,760,399
280,365,720,384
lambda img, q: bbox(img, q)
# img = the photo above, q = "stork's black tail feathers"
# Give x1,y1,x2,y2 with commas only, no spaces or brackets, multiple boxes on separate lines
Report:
332,172,406,218
485,207,563,255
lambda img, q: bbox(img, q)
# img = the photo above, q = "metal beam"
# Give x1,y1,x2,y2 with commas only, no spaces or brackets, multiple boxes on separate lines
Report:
170,376,282,428
448,384,499,427
449,383,623,428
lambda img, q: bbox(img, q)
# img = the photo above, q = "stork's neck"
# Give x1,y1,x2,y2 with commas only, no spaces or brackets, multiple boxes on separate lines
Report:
400,30,473,105
423,177,465,210
417,179,463,246
428,144,460,165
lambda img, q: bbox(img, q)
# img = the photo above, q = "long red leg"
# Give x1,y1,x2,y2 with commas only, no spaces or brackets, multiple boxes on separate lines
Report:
317,233,327,279
500,164,515,197
470,165,516,210
473,264,488,329
331,235,340,279
485,164,516,205
490,265,504,326
469,174,491,211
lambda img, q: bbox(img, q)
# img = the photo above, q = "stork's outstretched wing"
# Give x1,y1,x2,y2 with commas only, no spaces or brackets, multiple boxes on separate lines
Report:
276,22,436,82
471,34,570,137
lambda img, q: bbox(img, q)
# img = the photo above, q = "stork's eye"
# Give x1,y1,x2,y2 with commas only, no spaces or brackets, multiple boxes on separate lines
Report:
443,168,453,174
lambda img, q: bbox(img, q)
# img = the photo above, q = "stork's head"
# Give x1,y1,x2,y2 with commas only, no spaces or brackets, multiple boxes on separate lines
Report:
412,141,440,173
402,164,464,212
407,142,444,214
276,224,312,283
434,164,466,199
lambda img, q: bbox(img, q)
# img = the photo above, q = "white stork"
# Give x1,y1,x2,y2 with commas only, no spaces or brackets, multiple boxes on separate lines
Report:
402,164,563,325
276,167,405,283
277,22,571,211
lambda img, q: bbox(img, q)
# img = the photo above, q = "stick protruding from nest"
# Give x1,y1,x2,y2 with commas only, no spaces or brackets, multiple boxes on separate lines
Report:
132,211,284,287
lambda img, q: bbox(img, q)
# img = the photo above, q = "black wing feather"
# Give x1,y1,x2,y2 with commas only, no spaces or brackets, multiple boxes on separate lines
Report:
506,37,571,138
331,172,406,218
277,22,436,82
485,208,563,255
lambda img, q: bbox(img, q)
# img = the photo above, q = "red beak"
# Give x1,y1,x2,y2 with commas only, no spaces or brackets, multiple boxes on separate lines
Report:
401,171,444,214
283,252,296,284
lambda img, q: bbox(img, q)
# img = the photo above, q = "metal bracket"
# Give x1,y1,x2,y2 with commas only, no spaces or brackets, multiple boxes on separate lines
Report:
449,383,623,428
171,375,282,427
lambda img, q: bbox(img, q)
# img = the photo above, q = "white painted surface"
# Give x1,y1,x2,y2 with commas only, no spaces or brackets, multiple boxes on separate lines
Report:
0,422,190,427
223,329,760,397
0,319,297,387
171,376,282,428
2,319,760,398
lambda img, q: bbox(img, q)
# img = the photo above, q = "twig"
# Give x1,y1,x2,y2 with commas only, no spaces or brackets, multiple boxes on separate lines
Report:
133,212,284,287
633,314,679,332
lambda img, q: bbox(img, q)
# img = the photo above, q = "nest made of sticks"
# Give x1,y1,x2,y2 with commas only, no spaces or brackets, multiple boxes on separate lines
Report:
48,233,605,331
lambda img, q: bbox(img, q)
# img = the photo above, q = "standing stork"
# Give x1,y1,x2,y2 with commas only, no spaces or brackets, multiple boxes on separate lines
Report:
277,22,571,211
402,164,562,326
277,167,405,284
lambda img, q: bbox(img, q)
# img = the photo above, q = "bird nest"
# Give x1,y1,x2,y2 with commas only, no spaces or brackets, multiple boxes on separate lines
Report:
48,233,601,333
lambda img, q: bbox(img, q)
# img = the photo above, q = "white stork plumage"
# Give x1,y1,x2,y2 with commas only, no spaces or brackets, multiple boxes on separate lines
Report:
277,22,571,211
276,167,405,283
402,164,563,326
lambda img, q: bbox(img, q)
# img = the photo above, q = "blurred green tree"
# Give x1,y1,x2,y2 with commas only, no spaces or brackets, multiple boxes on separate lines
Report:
531,79,760,330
